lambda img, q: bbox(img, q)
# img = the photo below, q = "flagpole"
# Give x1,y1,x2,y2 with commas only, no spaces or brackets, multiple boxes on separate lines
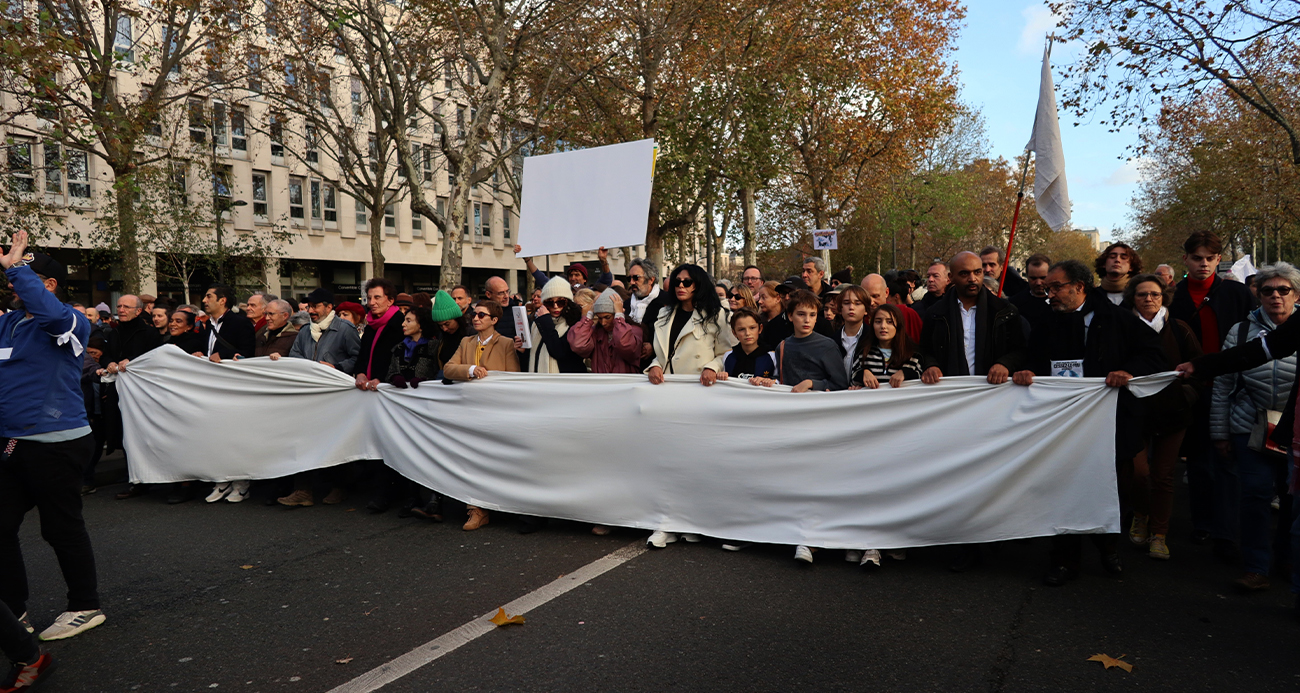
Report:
998,151,1032,298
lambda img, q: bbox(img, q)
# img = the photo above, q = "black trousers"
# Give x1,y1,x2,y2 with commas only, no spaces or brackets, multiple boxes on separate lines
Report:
0,599,38,664
0,434,100,616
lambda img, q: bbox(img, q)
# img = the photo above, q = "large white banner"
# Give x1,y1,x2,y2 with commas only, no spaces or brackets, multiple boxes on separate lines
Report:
118,346,1174,550
515,139,656,257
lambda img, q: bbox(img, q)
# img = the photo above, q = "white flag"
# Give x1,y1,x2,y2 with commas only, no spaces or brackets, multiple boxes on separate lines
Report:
1026,43,1071,232
1230,255,1257,283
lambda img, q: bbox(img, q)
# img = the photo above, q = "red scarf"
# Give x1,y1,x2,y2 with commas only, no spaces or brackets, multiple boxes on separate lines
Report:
363,305,400,377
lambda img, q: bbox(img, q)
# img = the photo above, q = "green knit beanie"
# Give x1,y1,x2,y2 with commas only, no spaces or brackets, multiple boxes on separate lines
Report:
430,290,463,322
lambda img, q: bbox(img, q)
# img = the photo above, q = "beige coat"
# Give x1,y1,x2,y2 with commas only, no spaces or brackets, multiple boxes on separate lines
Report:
443,331,521,380
646,306,736,376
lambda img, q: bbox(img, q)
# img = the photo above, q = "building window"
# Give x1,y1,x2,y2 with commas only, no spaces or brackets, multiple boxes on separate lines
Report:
443,58,454,90
66,150,90,198
456,107,464,138
462,202,469,240
43,143,62,194
269,113,284,159
288,176,304,221
356,203,368,233
411,201,423,237
213,101,228,147
310,179,321,221
422,145,433,183
114,16,133,63
213,165,232,204
473,201,483,243
251,171,269,218
351,77,363,119
8,139,33,192
323,183,336,222
170,163,188,206
284,60,296,87
368,135,377,174
247,51,263,93
306,124,319,164
502,206,510,240
447,157,457,187
188,99,206,143
384,204,396,235
230,109,247,151
264,0,277,35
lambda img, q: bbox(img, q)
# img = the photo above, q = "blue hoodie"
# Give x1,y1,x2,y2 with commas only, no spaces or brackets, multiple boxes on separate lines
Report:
0,265,90,437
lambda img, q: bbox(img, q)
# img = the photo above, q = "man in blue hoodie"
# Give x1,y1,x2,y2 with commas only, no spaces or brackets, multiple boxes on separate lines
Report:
0,231,105,647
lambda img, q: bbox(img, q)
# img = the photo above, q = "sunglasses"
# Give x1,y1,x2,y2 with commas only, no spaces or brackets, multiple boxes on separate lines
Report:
543,298,568,307
671,277,695,288
728,293,741,300
1260,285,1293,297
471,311,493,319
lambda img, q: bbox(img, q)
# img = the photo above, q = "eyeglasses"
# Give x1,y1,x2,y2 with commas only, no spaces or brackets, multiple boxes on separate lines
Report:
671,277,694,288
1045,282,1077,294
471,311,493,320
628,274,646,283
1260,285,1293,297
543,298,568,308
1134,291,1163,300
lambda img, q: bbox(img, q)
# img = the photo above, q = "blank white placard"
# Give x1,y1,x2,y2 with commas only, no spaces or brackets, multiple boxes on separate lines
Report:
516,139,655,257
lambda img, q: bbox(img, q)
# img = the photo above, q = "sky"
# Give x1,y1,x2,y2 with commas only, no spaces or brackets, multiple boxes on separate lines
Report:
953,0,1141,243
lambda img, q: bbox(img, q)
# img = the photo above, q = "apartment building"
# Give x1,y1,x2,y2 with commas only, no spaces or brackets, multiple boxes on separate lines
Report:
1,7,638,307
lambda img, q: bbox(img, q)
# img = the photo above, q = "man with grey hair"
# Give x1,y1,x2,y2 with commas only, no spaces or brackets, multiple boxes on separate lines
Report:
253,299,299,358
627,257,668,365
1155,263,1176,287
486,275,524,370
245,291,278,332
802,256,830,299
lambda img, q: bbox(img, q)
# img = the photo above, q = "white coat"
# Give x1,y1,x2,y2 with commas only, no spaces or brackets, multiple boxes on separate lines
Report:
645,305,737,376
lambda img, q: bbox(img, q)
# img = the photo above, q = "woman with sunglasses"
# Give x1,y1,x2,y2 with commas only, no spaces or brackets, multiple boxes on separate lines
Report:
644,263,737,549
728,285,757,313
443,300,521,530
527,277,587,373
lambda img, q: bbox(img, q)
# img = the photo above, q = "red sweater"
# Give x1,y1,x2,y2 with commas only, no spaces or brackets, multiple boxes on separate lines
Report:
1187,275,1220,353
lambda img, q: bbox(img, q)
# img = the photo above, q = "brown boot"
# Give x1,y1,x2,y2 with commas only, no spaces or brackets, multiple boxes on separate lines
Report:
463,506,489,531
322,487,346,505
1233,572,1270,592
277,489,314,507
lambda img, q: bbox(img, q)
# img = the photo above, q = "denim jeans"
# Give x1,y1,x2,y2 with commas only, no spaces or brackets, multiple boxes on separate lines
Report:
1233,434,1287,575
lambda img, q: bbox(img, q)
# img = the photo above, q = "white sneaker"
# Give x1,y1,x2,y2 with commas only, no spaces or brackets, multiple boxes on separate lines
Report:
225,481,251,503
845,550,863,563
794,545,814,563
860,549,882,567
205,482,232,503
38,609,106,641
720,543,749,551
646,531,678,549
886,550,907,561
681,533,703,543
18,611,32,634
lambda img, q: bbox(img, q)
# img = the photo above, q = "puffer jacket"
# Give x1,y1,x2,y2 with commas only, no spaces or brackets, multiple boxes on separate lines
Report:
1209,307,1297,440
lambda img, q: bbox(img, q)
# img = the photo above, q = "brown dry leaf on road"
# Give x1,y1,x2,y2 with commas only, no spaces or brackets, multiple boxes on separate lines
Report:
336,657,353,665
489,608,525,627
240,565,254,570
1087,654,1133,672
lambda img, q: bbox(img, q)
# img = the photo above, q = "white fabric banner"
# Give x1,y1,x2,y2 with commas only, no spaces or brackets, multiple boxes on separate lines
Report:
118,346,1175,550
1026,42,1071,232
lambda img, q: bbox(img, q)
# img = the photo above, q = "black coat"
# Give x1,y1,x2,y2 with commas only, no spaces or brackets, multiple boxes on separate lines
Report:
107,315,162,362
919,288,1025,376
1170,275,1254,351
996,266,1028,297
353,312,406,379
200,310,256,359
1009,289,1052,329
1025,295,1168,459
168,330,207,355
531,314,587,373
386,339,440,384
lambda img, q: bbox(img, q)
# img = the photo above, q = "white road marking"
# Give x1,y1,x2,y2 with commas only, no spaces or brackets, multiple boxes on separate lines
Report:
325,540,648,693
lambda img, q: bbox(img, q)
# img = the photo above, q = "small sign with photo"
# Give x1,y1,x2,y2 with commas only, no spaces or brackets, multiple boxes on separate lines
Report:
812,229,838,250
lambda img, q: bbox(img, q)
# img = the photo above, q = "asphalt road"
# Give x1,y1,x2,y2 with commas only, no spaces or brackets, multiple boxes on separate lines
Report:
15,462,1300,692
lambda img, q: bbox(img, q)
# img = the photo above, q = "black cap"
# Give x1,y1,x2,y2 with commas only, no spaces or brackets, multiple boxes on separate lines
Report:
25,252,66,285
830,267,852,285
775,276,808,295
305,287,335,305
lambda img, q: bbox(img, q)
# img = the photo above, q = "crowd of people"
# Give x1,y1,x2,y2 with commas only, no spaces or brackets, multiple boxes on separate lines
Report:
2,229,1299,689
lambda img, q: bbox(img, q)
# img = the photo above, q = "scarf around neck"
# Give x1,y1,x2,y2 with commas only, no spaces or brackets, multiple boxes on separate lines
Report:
363,305,401,377
402,335,428,361
310,310,336,340
1135,306,1167,334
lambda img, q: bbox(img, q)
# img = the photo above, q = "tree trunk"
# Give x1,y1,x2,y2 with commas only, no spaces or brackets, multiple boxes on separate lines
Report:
370,197,385,278
704,201,715,275
439,187,468,291
114,172,145,295
646,198,665,276
741,186,756,267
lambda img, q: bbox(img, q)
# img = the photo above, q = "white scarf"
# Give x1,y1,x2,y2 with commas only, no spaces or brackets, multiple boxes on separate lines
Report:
310,310,336,340
1135,306,1167,334
630,284,660,324
530,317,570,373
